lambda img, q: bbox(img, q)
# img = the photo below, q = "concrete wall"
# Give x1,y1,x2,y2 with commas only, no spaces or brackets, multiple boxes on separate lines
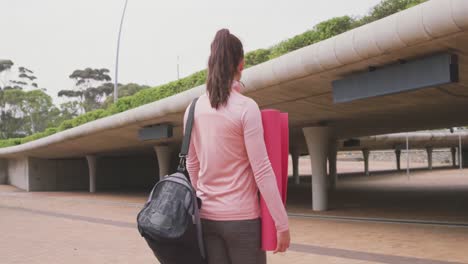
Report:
7,158,29,191
28,158,56,191
0,159,7,184
56,159,88,190
97,154,158,191
28,157,88,191
463,148,468,168
5,154,159,192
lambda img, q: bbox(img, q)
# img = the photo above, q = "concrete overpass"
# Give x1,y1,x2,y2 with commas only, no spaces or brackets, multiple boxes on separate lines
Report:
339,130,467,178
1,0,468,211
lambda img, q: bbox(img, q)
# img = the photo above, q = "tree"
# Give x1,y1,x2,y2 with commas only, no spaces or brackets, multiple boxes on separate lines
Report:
2,88,57,134
0,60,60,138
39,101,79,130
0,60,13,72
17,66,39,89
0,111,24,139
101,82,150,108
0,62,39,91
0,60,14,89
0,59,19,139
21,90,56,133
1,88,28,138
0,87,24,139
58,68,112,113
117,83,150,97
58,101,80,120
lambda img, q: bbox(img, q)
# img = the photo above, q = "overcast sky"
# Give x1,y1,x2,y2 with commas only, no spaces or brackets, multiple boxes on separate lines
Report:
1,0,381,104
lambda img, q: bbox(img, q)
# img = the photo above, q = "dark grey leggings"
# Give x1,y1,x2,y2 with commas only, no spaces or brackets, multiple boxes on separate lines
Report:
202,218,266,264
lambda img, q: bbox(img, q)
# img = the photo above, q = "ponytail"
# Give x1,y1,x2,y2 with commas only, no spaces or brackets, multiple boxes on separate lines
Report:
206,29,244,109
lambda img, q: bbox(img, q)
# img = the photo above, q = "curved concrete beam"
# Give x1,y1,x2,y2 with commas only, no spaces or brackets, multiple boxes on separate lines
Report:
341,131,468,151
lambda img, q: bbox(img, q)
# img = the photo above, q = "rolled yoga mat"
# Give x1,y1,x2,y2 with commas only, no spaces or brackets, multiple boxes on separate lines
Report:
280,112,289,203
260,109,289,251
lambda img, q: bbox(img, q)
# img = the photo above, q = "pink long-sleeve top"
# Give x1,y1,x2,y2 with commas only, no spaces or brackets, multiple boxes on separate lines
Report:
183,82,289,232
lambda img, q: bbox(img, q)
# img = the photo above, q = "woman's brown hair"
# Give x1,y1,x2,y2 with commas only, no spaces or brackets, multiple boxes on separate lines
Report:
206,29,244,109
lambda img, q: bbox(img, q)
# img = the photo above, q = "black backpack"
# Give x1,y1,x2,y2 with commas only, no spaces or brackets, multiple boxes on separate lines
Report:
137,98,206,264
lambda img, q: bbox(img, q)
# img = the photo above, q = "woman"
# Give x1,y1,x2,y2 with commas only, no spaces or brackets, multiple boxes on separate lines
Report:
184,28,290,264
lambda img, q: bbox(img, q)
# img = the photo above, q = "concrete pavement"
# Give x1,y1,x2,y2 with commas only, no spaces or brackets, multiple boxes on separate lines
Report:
1,167,468,264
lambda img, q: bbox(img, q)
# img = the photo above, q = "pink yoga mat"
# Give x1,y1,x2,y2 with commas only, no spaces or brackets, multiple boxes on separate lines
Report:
260,109,288,251
280,113,289,203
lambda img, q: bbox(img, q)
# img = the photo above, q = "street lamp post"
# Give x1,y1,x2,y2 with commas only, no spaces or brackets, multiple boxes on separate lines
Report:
114,0,129,103
177,56,180,80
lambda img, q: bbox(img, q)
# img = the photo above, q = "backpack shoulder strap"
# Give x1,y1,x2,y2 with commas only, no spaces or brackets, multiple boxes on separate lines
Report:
177,97,199,173
177,97,206,260
192,184,206,259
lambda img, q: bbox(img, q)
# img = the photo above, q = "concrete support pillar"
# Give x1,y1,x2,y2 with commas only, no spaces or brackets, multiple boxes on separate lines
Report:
462,148,467,169
0,159,7,184
362,149,370,176
86,155,97,193
426,147,433,170
395,149,402,171
328,140,338,190
303,126,330,211
291,150,300,185
451,147,457,167
154,145,175,181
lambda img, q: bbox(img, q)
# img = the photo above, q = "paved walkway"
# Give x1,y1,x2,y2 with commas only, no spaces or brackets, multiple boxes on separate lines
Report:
1,180,467,264
288,166,468,222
